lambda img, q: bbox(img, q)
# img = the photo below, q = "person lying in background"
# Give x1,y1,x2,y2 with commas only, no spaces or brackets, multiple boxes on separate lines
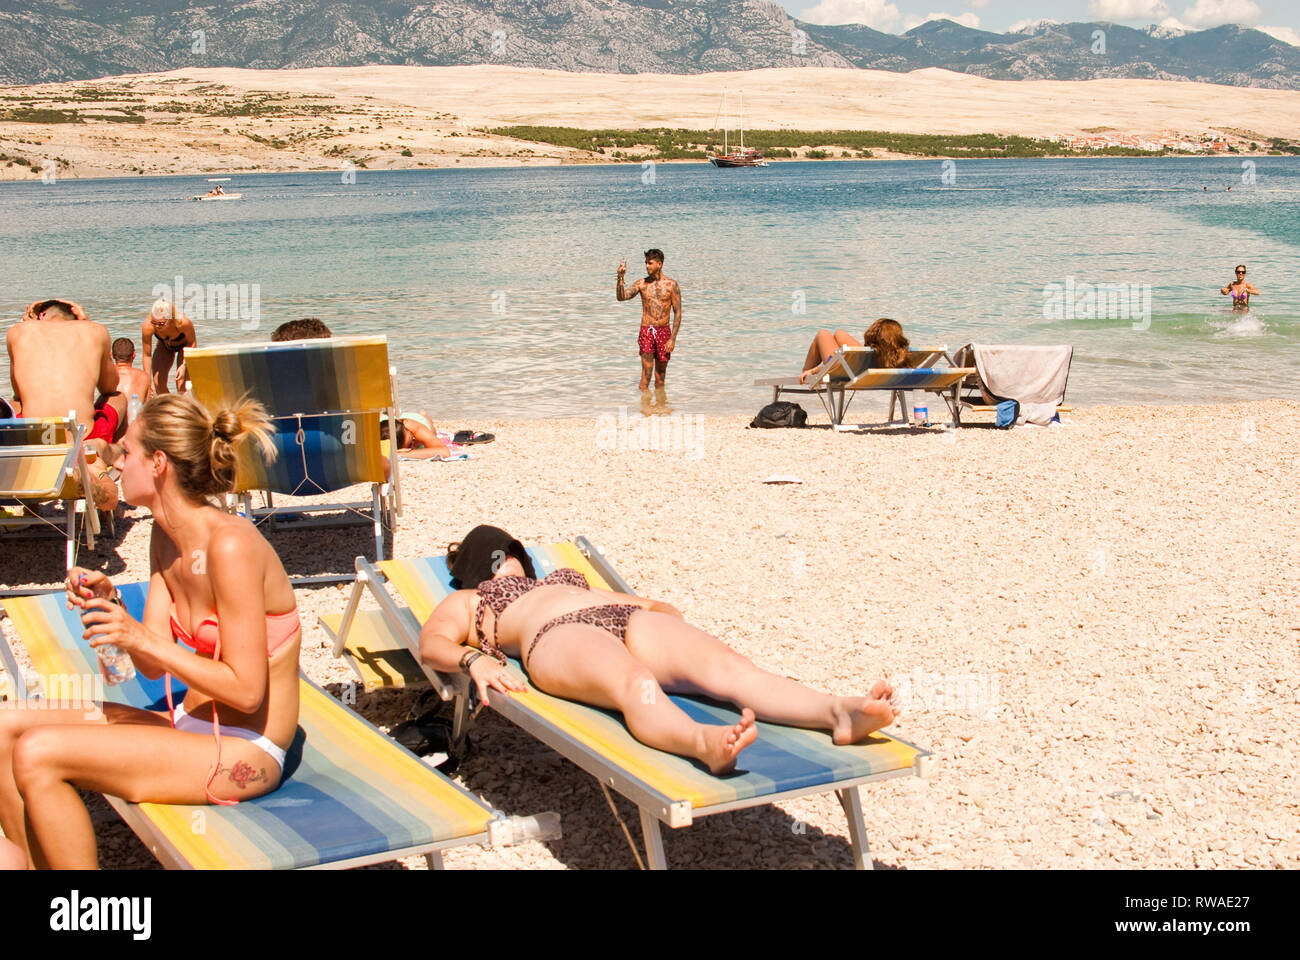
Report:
799,318,911,383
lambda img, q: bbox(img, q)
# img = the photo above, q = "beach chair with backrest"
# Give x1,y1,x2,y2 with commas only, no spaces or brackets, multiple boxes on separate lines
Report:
0,414,102,577
184,336,402,577
0,584,555,869
754,345,975,427
320,539,934,870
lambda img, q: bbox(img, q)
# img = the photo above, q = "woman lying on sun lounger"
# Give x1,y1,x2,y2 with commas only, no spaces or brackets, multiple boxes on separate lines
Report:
798,318,910,383
381,411,452,460
0,394,300,869
419,525,901,775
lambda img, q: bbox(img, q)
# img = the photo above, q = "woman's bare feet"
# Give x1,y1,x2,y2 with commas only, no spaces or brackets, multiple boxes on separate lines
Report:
698,708,757,775
830,681,901,745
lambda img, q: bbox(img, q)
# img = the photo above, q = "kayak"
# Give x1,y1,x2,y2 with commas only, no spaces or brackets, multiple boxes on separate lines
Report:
193,193,243,201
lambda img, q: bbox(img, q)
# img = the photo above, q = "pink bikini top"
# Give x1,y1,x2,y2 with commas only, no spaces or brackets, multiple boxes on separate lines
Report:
169,607,301,657
165,603,300,807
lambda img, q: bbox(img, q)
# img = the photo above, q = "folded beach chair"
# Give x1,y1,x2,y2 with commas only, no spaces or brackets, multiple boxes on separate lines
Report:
754,346,974,428
0,584,545,869
321,539,934,870
0,414,102,576
185,336,402,579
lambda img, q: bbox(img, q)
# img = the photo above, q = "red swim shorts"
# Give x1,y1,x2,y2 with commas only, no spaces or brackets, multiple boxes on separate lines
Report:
86,400,119,444
638,325,673,363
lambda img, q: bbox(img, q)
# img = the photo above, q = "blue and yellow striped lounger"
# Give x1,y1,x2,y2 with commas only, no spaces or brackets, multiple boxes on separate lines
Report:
320,539,934,870
754,346,976,427
185,336,401,574
0,584,504,869
0,416,102,573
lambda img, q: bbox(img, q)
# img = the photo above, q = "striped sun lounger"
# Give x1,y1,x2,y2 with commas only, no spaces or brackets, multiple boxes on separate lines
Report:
185,336,402,577
320,538,934,870
754,346,975,427
0,584,518,869
0,415,103,575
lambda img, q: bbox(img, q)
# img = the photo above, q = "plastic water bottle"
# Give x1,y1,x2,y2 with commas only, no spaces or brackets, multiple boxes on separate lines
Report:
128,392,142,423
95,642,137,686
490,812,562,846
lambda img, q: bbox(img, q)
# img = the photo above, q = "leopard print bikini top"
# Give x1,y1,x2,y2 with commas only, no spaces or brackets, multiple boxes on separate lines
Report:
474,568,589,663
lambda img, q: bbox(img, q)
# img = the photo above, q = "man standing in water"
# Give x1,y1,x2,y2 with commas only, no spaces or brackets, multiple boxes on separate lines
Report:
617,249,681,389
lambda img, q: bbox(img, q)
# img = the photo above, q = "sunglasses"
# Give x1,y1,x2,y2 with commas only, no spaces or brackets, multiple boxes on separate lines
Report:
1236,270,1246,275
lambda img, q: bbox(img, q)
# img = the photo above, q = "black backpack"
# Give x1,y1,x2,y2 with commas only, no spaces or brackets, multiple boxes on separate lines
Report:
749,401,808,428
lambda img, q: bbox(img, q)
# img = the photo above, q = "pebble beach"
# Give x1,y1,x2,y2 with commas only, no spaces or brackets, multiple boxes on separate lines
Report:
2,397,1296,869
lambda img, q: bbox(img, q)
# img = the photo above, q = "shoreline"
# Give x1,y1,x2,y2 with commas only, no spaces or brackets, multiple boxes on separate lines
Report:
1,151,1293,184
3,64,1298,181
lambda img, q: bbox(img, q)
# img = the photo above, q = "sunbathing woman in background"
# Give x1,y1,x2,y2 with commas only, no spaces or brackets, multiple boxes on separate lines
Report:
381,411,452,460
420,525,901,775
799,318,910,383
0,394,300,868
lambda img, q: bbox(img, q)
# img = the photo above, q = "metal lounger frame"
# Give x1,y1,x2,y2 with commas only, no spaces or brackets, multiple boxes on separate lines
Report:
0,417,103,592
754,347,972,428
332,538,934,870
0,629,527,870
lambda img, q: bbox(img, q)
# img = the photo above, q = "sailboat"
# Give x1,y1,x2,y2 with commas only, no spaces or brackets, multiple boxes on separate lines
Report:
708,91,768,168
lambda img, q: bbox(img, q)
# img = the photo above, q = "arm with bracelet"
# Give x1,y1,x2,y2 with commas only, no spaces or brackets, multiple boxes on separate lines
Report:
419,590,526,705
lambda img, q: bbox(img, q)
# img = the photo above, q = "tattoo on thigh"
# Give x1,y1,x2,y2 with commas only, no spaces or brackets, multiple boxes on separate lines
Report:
217,760,269,790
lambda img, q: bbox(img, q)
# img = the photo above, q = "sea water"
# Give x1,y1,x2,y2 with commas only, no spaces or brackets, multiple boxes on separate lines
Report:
1,158,1296,419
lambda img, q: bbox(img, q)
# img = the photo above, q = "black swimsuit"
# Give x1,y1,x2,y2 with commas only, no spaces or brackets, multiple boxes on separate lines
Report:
474,569,642,668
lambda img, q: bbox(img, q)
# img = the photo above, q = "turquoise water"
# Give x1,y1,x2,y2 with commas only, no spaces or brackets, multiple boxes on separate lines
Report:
2,158,1297,419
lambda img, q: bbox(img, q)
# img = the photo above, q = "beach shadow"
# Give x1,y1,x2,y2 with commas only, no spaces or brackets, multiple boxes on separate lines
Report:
441,709,903,871
252,516,393,580
0,509,145,588
640,386,674,417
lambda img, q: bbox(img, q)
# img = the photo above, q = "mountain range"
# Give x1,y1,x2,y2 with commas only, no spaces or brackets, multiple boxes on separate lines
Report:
1,1,1298,88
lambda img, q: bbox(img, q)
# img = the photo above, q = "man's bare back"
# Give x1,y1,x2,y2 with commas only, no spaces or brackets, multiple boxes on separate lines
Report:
8,318,117,429
7,305,121,507
115,362,152,407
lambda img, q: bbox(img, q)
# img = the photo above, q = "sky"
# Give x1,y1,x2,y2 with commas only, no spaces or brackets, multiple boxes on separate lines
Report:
780,0,1300,46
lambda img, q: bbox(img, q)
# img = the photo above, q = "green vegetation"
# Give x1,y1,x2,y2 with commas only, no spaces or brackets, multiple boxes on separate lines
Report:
0,151,40,171
487,126,1175,160
1269,137,1300,154
0,108,82,124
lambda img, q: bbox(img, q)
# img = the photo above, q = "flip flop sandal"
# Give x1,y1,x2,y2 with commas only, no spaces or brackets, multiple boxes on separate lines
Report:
453,430,495,444
391,709,468,773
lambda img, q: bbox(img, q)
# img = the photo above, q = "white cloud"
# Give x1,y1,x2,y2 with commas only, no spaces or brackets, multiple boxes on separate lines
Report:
1258,24,1300,46
1086,0,1171,19
798,0,902,30
965,0,991,9
1010,17,1061,33
1180,0,1263,27
903,11,982,30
